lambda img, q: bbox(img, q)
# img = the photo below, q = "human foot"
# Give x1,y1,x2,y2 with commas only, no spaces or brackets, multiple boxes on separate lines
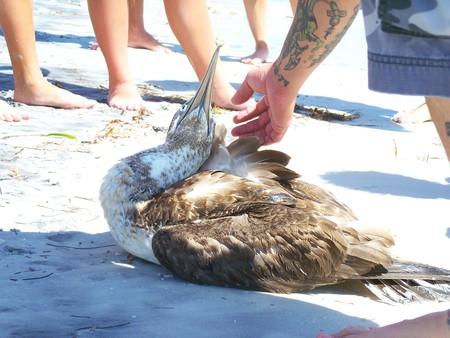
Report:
128,31,171,53
392,103,431,124
13,78,96,109
212,83,256,111
90,33,171,53
90,41,101,51
0,100,30,122
107,82,148,111
240,42,269,65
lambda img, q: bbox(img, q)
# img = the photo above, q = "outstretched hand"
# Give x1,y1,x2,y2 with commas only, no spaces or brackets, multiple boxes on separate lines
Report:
231,64,296,146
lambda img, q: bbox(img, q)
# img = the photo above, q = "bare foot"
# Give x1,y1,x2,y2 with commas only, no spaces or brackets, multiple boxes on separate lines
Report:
212,82,256,111
90,41,101,51
90,33,171,53
316,309,450,338
128,31,171,53
0,100,30,122
13,78,97,109
241,42,269,65
392,102,431,124
107,82,148,111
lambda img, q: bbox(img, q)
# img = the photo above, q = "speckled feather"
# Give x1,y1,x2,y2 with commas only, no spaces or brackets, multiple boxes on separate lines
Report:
100,46,450,301
148,137,450,298
99,46,220,263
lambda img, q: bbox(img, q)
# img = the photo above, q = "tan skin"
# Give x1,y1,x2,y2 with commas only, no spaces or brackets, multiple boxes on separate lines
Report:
127,0,171,52
232,0,361,145
90,0,171,53
0,0,96,122
88,0,255,111
232,2,450,334
87,0,144,111
425,97,450,160
0,100,29,122
231,1,450,161
317,309,450,338
241,0,297,65
164,0,254,111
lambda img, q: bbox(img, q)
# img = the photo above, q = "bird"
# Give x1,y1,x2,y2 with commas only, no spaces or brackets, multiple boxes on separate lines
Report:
100,45,450,303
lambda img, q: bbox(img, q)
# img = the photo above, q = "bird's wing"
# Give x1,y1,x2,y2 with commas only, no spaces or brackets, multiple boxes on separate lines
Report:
151,203,351,293
211,135,356,221
279,179,357,221
137,170,298,228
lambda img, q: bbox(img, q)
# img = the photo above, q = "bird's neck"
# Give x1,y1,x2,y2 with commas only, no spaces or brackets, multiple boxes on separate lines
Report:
100,138,212,230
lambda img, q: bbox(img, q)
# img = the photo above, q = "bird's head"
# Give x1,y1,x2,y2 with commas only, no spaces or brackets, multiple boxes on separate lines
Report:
166,45,220,147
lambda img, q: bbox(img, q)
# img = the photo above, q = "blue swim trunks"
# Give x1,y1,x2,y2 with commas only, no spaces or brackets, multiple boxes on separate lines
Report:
361,0,450,98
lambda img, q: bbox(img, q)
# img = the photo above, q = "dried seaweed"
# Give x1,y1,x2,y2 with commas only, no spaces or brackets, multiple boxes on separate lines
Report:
295,104,360,122
46,243,116,250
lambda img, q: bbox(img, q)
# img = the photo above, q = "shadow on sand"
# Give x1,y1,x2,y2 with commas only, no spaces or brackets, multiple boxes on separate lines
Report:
321,170,450,200
1,230,376,337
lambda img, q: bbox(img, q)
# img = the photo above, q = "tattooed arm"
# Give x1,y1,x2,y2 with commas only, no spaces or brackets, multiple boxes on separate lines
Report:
232,0,360,145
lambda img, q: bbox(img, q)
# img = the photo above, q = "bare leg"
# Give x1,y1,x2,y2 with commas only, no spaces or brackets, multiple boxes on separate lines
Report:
91,0,171,53
241,0,269,65
316,309,450,338
425,97,450,160
87,0,146,111
0,100,30,122
0,0,96,111
127,0,171,53
164,0,255,111
289,0,298,14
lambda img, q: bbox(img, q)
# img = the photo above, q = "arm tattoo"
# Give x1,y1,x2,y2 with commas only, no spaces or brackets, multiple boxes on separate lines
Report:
311,3,359,67
274,1,360,87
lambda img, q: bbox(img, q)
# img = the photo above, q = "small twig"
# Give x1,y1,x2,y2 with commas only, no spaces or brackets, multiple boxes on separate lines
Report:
86,216,100,222
37,204,73,212
75,322,130,331
22,272,54,281
70,315,91,319
74,195,95,202
393,138,398,158
46,243,116,250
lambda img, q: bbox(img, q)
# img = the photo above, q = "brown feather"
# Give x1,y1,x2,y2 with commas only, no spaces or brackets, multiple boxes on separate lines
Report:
242,149,292,166
104,46,450,303
133,129,449,300
152,207,351,293
141,134,401,294
226,136,261,159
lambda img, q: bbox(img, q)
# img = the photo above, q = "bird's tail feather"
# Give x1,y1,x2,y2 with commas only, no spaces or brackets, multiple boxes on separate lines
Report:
355,261,450,303
362,278,450,304
361,260,450,281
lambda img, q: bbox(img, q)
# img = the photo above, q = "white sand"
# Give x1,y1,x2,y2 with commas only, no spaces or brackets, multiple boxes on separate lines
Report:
1,1,449,337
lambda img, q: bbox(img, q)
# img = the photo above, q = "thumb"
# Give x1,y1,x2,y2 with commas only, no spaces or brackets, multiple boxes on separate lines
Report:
231,79,255,105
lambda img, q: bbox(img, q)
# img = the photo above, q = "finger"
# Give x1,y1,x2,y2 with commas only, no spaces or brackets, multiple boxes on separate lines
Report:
231,120,262,138
231,117,269,141
232,130,266,143
260,121,288,146
233,97,269,124
268,127,286,145
231,79,255,105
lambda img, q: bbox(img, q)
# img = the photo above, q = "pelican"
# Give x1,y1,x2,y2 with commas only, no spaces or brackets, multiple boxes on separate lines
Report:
100,46,450,303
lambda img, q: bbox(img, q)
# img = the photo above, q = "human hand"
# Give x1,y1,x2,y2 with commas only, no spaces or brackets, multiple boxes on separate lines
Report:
230,65,296,146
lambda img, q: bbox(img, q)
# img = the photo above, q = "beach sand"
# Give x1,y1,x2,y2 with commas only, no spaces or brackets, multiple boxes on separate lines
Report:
1,1,449,337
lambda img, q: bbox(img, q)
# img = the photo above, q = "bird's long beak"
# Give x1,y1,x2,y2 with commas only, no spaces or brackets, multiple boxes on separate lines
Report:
180,45,221,130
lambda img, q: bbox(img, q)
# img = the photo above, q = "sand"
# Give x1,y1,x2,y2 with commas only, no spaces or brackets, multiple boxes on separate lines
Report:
1,1,449,337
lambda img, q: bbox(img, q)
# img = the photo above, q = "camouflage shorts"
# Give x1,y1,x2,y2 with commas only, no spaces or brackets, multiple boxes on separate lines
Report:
362,0,450,98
